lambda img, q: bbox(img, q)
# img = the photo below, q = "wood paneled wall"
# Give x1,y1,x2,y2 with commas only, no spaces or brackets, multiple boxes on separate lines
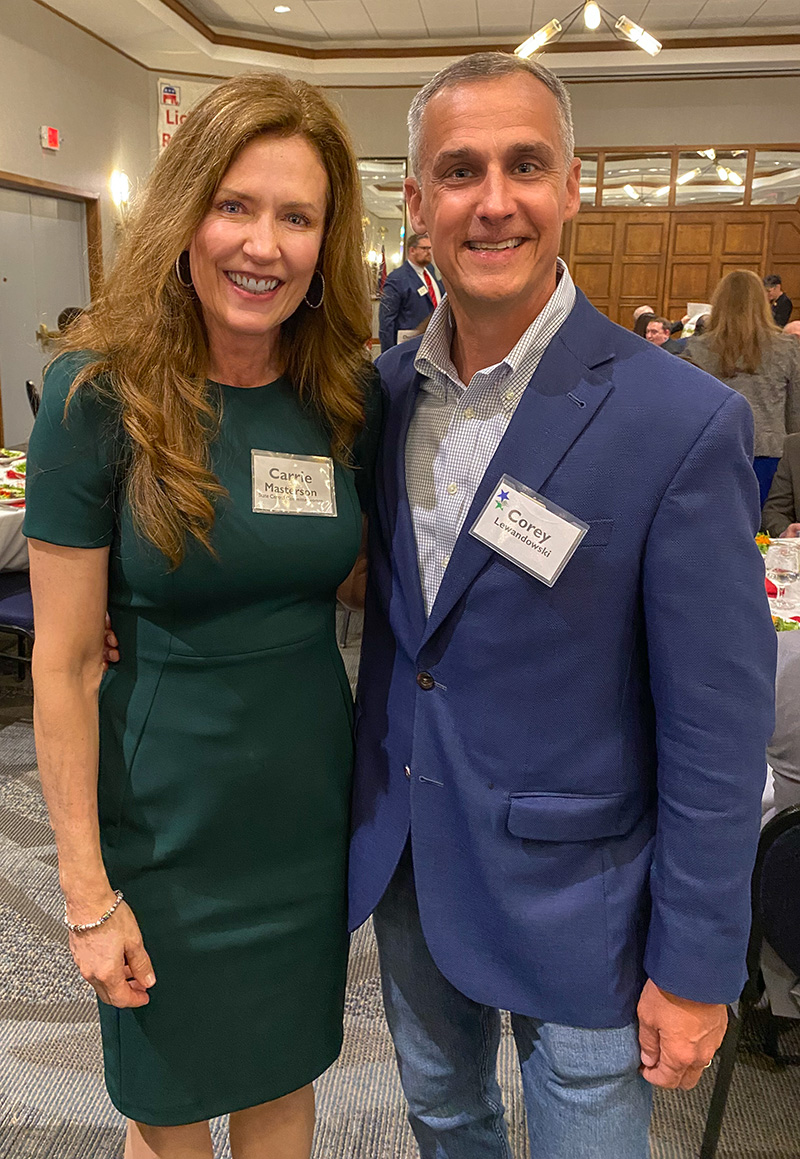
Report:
563,207,800,325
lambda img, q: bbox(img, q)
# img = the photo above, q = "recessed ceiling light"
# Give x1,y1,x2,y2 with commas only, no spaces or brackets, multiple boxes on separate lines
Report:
274,5,291,11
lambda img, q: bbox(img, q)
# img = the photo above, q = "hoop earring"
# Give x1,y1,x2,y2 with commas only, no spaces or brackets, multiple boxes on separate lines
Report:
304,270,325,310
175,251,193,289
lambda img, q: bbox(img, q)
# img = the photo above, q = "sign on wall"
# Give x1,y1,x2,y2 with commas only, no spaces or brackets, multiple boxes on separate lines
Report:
157,77,215,153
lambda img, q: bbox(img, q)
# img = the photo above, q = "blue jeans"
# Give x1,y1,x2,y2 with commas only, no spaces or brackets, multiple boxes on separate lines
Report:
373,845,652,1159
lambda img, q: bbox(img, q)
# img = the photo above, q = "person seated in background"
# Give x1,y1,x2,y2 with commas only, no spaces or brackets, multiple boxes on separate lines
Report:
57,306,84,332
764,274,793,328
633,309,656,337
645,316,686,354
632,304,654,327
762,432,800,539
785,320,800,340
378,232,443,351
693,313,710,337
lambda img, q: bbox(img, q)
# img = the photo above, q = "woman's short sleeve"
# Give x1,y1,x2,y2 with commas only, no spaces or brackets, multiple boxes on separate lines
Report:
23,353,121,548
352,365,386,515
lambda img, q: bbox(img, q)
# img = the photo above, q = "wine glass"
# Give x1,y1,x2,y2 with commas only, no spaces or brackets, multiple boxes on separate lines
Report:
765,542,800,613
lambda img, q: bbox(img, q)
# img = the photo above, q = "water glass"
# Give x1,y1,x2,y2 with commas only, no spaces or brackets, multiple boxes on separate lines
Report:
765,542,800,612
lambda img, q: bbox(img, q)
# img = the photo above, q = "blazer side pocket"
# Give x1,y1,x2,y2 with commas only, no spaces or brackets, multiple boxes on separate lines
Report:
506,791,644,842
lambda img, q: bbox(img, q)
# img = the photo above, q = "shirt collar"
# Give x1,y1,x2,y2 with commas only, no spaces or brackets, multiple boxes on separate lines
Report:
415,258,575,396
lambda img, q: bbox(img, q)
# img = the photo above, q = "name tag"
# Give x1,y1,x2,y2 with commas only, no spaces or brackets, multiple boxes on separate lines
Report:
251,450,336,517
417,285,428,297
470,474,588,587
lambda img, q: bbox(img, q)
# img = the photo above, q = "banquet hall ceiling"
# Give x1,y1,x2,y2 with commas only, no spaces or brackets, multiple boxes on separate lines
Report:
181,0,800,42
40,0,800,85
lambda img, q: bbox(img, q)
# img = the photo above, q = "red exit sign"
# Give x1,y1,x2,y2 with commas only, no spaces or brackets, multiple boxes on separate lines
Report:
40,126,60,151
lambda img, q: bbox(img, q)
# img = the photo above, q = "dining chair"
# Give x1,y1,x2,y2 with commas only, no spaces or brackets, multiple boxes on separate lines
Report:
700,804,800,1157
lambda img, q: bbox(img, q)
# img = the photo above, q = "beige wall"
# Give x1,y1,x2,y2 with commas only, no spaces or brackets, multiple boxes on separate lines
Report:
0,0,153,265
1,1,797,240
330,75,800,161
568,76,800,148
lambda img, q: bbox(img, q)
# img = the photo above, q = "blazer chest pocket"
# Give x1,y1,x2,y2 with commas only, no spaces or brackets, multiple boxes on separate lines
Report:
506,791,643,842
577,519,614,549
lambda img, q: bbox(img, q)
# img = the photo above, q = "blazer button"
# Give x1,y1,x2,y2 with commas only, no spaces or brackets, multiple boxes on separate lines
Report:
416,671,435,691
404,765,411,778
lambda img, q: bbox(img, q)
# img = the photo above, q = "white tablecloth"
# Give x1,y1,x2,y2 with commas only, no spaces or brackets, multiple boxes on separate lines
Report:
0,507,27,571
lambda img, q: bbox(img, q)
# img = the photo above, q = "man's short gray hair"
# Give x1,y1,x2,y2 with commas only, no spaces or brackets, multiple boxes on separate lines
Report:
407,52,574,178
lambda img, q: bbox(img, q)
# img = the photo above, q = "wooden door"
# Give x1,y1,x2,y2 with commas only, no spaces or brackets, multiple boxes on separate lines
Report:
569,206,782,324
568,212,669,324
664,212,768,320
768,211,800,322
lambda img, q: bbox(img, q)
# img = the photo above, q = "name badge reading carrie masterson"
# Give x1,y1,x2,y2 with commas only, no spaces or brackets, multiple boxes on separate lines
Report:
469,474,588,587
251,450,336,517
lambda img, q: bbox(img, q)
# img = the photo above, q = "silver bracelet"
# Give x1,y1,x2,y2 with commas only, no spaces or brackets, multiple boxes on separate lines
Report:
63,889,124,934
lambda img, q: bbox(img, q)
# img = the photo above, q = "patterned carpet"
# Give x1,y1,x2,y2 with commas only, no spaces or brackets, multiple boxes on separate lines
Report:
1,627,800,1157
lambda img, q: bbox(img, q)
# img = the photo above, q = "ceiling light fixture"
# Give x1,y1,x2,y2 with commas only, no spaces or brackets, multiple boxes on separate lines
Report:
623,183,640,200
516,3,661,58
697,148,716,160
273,5,290,11
583,2,601,30
615,14,661,55
677,167,701,185
515,18,562,57
727,169,744,186
654,185,670,197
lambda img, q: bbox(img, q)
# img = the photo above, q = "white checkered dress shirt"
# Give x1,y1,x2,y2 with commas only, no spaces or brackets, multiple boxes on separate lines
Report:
405,259,576,615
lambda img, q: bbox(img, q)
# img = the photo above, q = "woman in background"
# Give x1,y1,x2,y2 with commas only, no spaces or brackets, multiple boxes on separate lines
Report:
683,270,800,505
25,74,379,1159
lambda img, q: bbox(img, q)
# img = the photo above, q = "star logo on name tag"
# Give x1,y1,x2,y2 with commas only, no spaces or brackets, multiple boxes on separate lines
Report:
495,489,510,509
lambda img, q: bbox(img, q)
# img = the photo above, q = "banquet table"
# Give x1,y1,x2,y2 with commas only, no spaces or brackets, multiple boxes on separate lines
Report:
0,463,27,571
760,573,800,1018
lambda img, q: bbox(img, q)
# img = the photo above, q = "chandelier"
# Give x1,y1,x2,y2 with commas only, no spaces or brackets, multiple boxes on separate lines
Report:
516,1,662,59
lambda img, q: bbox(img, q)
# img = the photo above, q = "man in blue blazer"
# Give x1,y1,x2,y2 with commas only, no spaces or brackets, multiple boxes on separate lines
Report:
349,53,776,1159
378,232,444,351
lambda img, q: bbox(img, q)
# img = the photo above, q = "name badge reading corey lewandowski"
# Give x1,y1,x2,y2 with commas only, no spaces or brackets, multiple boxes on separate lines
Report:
470,474,588,587
251,450,336,517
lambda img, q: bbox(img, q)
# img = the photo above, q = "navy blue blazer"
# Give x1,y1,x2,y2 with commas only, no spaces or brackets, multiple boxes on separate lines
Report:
378,262,443,351
350,290,777,1029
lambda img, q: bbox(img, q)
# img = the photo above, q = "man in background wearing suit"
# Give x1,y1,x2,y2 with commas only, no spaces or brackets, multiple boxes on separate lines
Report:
350,51,776,1159
378,232,444,351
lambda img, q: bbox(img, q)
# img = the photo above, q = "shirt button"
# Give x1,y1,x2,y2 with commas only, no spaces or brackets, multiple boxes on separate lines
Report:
404,765,411,779
504,389,515,403
463,407,475,419
416,671,435,691
447,482,458,495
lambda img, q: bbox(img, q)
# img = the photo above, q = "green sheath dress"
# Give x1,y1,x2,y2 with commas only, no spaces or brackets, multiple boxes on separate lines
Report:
24,352,380,1126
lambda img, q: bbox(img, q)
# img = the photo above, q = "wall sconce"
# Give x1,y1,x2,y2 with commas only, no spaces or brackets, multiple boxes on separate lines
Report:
110,169,131,219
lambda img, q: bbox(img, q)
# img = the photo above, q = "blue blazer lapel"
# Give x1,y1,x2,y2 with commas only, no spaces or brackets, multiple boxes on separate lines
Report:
381,366,427,643
418,293,616,651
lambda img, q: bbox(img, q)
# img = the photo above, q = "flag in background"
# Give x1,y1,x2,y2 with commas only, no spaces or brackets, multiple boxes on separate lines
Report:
379,245,388,293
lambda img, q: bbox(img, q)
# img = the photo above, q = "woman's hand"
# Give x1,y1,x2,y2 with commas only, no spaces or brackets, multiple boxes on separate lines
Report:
102,613,119,670
69,900,156,1008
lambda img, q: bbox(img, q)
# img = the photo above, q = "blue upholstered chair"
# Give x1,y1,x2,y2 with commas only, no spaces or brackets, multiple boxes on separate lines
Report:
0,570,34,680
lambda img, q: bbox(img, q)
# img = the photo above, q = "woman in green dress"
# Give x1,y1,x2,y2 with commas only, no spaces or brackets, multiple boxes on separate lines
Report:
25,74,379,1159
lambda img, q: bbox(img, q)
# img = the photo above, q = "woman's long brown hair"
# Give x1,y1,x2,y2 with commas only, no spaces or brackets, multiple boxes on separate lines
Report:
57,73,372,567
704,269,781,378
